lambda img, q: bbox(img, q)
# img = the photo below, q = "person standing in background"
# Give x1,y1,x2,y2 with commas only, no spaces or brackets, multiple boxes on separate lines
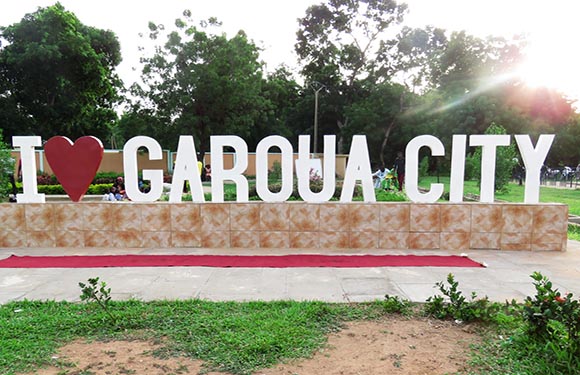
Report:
393,152,405,192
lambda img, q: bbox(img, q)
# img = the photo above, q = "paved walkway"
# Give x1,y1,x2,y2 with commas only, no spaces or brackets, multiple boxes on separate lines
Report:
1,243,580,304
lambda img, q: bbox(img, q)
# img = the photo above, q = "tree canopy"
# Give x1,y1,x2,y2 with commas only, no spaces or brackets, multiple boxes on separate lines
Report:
0,3,122,143
127,14,268,155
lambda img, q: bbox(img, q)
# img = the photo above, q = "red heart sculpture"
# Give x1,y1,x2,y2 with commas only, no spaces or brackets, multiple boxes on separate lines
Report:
44,136,104,202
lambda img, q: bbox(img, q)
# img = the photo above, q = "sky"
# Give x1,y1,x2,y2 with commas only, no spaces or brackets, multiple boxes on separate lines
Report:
1,1,580,104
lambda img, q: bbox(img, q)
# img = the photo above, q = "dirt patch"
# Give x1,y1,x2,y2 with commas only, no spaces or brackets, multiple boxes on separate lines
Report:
22,317,479,375
260,317,478,375
25,340,221,375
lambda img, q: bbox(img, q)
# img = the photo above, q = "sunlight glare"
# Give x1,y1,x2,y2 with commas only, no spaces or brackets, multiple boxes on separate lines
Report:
516,40,578,96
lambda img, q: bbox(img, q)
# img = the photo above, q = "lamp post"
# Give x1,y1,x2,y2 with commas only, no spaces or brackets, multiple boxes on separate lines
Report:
310,81,325,155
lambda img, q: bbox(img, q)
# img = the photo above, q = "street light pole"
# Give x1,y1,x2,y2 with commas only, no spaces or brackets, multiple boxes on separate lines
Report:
311,81,325,155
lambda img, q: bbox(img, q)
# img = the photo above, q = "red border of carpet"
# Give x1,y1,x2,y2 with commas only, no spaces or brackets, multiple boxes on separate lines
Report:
0,254,484,268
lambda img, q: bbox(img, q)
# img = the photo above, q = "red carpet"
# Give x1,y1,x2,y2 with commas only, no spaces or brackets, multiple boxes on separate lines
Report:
0,254,484,268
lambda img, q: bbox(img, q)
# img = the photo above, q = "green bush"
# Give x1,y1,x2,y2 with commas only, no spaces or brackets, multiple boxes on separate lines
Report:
93,172,122,184
375,189,407,202
34,183,112,195
464,153,478,181
425,273,497,322
418,155,429,181
523,272,580,351
269,161,282,182
469,123,518,192
382,295,412,315
37,184,66,195
36,172,59,185
87,184,114,195
0,131,14,200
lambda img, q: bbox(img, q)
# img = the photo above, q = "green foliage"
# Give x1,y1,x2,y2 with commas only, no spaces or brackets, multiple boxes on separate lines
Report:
464,152,478,181
79,277,116,326
382,295,412,315
469,123,518,192
375,189,407,201
295,0,415,155
87,184,115,195
418,155,429,181
0,131,14,200
269,161,282,182
131,13,267,154
0,3,121,143
523,272,580,348
36,184,65,195
31,183,112,195
35,173,59,185
93,172,123,184
467,274,580,375
568,224,580,241
425,273,496,322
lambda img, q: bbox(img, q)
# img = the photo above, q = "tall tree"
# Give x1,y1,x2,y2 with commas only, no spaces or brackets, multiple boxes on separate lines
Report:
0,3,122,143
0,129,14,200
345,82,405,165
376,25,448,91
247,66,301,149
414,32,530,147
131,13,267,156
295,0,408,153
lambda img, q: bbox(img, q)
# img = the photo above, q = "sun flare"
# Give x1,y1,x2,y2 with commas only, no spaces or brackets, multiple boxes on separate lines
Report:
513,22,580,105
516,50,577,95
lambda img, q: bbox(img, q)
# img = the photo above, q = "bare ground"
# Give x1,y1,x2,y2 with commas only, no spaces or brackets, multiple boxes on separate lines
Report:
22,317,479,375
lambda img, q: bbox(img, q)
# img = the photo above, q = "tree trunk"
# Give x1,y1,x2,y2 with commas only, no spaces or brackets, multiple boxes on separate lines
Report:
337,118,348,154
380,120,396,166
380,91,405,166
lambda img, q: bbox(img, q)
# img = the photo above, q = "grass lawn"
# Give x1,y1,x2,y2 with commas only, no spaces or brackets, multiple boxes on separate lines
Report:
3,274,580,375
0,299,396,375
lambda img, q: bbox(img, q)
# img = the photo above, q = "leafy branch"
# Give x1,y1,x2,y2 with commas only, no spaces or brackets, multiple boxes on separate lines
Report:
79,277,117,325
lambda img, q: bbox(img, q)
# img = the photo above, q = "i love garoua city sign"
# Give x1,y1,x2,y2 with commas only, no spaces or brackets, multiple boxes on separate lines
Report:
12,133,554,204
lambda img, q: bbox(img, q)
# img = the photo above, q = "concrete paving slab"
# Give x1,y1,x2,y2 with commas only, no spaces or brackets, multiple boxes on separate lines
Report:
0,242,579,304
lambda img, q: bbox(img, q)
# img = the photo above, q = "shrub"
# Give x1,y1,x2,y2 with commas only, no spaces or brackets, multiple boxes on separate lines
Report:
425,273,496,322
36,173,59,185
523,272,580,348
382,294,412,315
0,132,14,200
418,155,429,181
469,123,518,192
93,172,121,184
269,161,282,182
34,183,112,195
375,189,407,202
87,184,114,195
37,184,66,195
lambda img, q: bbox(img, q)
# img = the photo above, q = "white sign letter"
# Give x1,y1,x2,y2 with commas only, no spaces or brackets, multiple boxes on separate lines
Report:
170,136,205,203
340,135,375,202
12,136,45,203
515,134,555,203
470,134,511,203
211,136,248,202
406,135,444,203
449,135,467,202
123,136,164,202
296,135,336,202
256,136,293,202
